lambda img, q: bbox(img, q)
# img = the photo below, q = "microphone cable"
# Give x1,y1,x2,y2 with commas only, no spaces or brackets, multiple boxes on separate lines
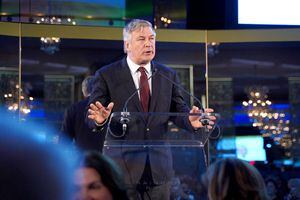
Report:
107,68,158,138
155,68,204,112
155,68,221,138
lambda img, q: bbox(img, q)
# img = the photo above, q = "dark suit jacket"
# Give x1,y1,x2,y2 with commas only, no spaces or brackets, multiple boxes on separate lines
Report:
88,57,194,184
61,97,105,152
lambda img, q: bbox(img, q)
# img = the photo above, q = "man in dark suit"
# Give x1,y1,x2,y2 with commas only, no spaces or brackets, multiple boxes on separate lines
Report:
61,76,105,152
87,19,216,199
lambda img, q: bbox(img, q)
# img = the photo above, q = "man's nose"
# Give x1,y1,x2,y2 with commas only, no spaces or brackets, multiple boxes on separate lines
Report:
144,39,152,46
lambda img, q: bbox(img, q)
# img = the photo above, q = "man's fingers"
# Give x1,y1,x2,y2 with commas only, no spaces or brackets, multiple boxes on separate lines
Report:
89,103,99,111
87,114,95,120
88,109,98,115
190,106,200,113
204,108,214,113
89,102,113,122
107,102,114,111
209,116,216,121
101,103,113,115
101,110,110,117
95,101,104,109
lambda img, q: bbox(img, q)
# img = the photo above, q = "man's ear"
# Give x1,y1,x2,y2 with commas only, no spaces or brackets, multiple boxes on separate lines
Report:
124,41,130,52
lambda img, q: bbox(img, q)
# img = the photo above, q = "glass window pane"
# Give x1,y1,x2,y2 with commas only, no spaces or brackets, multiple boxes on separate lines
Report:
0,34,20,117
208,40,300,164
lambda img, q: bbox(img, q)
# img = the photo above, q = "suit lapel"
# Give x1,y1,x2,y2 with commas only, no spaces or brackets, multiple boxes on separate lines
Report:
149,62,161,112
120,58,143,112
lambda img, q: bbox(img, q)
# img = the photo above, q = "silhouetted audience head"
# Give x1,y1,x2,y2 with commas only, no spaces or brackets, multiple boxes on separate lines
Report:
202,157,269,200
265,175,286,200
286,178,300,200
74,151,129,200
0,112,76,200
82,75,94,98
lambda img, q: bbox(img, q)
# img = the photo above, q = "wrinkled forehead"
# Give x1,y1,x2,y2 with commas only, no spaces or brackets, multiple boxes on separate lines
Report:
131,26,156,37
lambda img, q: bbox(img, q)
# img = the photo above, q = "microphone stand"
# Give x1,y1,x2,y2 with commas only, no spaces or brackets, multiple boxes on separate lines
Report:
108,68,158,138
155,69,212,131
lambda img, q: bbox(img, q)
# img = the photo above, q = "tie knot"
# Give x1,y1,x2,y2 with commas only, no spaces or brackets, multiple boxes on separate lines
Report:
138,67,147,73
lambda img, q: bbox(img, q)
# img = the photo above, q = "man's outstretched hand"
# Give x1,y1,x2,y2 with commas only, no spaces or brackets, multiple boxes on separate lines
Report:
189,106,216,130
88,101,114,125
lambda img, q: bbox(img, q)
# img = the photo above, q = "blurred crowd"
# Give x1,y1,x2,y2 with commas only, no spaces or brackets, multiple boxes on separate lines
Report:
1,111,299,200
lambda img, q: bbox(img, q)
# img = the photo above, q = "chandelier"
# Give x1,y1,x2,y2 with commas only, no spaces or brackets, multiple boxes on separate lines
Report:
242,86,290,144
159,16,172,28
3,84,34,117
36,16,76,55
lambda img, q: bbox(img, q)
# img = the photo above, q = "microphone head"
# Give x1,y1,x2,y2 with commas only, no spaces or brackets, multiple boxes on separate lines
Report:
120,112,130,124
122,123,127,132
200,118,210,126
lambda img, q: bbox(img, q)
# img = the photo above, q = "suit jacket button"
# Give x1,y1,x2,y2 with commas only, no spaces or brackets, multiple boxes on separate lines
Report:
146,128,150,132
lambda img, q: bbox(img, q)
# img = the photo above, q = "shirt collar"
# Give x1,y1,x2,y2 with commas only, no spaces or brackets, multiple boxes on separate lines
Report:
127,56,151,74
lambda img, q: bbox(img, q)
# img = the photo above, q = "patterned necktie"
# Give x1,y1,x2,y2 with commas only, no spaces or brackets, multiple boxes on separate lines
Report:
138,67,150,112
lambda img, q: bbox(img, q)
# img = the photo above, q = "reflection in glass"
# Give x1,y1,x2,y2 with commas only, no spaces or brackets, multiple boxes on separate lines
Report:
0,0,20,22
43,75,74,129
3,78,34,117
36,16,76,54
209,42,300,164
0,36,20,116
154,0,186,29
242,85,290,146
1,0,127,26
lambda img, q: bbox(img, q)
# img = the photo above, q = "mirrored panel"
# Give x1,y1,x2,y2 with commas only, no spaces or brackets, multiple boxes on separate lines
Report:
0,34,20,117
208,41,300,168
21,35,124,142
20,24,206,149
1,0,189,29
153,0,186,29
0,0,20,22
156,42,206,108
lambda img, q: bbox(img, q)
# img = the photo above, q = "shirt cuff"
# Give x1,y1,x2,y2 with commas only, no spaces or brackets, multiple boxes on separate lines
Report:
94,118,108,127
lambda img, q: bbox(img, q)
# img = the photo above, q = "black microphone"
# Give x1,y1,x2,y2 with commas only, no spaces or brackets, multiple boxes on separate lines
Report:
120,68,158,135
120,112,130,136
155,68,211,128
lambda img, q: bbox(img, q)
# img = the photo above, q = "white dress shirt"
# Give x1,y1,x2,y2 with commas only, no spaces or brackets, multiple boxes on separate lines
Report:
126,56,152,99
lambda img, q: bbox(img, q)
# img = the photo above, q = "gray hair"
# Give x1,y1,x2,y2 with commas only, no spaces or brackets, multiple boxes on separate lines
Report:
123,19,156,53
82,76,94,97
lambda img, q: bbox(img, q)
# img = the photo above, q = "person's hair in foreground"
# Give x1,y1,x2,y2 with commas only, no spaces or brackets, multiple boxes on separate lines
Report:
202,157,270,200
0,111,76,200
74,151,129,200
